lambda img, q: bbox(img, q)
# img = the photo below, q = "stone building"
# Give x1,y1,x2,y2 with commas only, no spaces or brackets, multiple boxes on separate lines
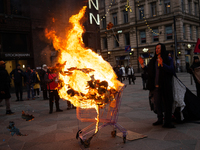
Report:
99,0,200,72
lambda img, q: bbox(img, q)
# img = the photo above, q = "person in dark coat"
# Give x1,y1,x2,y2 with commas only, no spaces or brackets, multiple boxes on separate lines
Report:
10,64,24,101
24,65,36,100
115,65,123,82
39,64,49,100
139,43,175,128
188,56,200,99
0,61,14,115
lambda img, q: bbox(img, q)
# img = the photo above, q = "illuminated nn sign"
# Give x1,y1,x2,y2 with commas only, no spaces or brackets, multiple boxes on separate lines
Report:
89,0,100,25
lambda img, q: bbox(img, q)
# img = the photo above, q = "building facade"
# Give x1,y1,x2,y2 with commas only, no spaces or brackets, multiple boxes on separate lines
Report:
99,0,200,72
0,0,100,81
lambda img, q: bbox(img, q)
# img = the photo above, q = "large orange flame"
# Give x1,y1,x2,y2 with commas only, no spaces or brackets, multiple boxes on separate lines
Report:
45,6,123,133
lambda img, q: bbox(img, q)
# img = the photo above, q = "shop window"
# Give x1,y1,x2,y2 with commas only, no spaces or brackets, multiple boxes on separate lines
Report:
2,33,28,52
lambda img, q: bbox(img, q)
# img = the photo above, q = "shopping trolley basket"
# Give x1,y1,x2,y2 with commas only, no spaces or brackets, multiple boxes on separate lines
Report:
76,85,127,148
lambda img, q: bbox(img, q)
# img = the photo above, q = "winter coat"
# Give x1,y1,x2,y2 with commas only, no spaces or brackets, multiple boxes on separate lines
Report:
0,67,11,99
39,69,47,90
127,67,134,76
24,70,36,85
44,73,59,90
121,67,126,76
34,72,40,89
10,68,24,84
188,61,200,85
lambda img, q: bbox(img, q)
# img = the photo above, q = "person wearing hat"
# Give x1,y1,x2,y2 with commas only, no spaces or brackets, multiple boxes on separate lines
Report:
0,61,14,115
188,56,200,98
39,64,49,100
10,64,25,101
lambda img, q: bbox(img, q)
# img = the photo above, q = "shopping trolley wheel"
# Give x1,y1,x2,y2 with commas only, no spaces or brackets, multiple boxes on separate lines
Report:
123,135,126,143
111,130,116,137
83,139,90,148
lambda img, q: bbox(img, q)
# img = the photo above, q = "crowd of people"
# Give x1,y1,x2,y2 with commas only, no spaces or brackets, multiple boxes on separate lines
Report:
0,62,74,115
113,64,136,85
1,42,200,129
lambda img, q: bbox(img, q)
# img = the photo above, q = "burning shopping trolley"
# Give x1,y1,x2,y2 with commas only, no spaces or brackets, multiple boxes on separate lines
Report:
76,85,127,148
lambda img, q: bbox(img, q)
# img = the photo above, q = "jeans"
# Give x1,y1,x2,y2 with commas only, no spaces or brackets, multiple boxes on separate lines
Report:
27,84,34,99
14,82,23,100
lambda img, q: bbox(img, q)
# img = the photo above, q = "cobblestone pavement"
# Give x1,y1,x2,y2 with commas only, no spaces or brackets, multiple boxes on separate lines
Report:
0,73,200,150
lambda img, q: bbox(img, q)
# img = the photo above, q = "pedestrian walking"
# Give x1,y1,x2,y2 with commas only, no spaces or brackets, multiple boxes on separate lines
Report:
138,43,175,128
115,65,123,82
10,64,24,101
24,65,36,100
127,65,135,85
33,69,40,98
44,69,63,114
0,61,14,115
188,56,200,99
39,64,49,100
121,65,126,81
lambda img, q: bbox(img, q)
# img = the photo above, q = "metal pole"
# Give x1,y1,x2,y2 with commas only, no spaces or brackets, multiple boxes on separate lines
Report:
173,15,178,72
135,1,139,72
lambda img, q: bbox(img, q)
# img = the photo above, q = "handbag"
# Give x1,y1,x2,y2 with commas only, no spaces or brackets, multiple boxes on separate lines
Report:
192,66,200,84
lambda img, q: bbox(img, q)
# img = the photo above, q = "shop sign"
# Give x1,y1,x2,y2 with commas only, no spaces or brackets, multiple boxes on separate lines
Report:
89,0,100,25
5,53,31,57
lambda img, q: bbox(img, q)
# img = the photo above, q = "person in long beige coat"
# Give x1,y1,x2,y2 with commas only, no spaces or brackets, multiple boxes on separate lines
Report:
33,69,40,98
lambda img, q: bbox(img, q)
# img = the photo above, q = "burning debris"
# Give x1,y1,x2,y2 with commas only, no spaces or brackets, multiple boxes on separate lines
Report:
45,6,126,147
7,121,27,136
21,111,35,121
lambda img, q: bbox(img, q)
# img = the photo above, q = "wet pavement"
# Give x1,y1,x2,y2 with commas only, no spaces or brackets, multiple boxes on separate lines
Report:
0,72,200,150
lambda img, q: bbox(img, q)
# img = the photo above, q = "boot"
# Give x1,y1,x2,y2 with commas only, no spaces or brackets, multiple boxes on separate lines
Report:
6,110,14,115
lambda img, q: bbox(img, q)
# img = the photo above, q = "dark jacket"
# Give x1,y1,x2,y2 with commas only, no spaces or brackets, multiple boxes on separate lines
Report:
0,67,11,99
10,68,24,84
24,70,36,85
188,61,200,84
39,69,47,90
146,43,175,91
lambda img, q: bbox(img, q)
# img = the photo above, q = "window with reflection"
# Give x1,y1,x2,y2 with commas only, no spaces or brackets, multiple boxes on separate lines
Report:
140,30,146,44
138,5,144,20
152,28,159,42
10,0,22,15
164,0,171,14
165,25,172,40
